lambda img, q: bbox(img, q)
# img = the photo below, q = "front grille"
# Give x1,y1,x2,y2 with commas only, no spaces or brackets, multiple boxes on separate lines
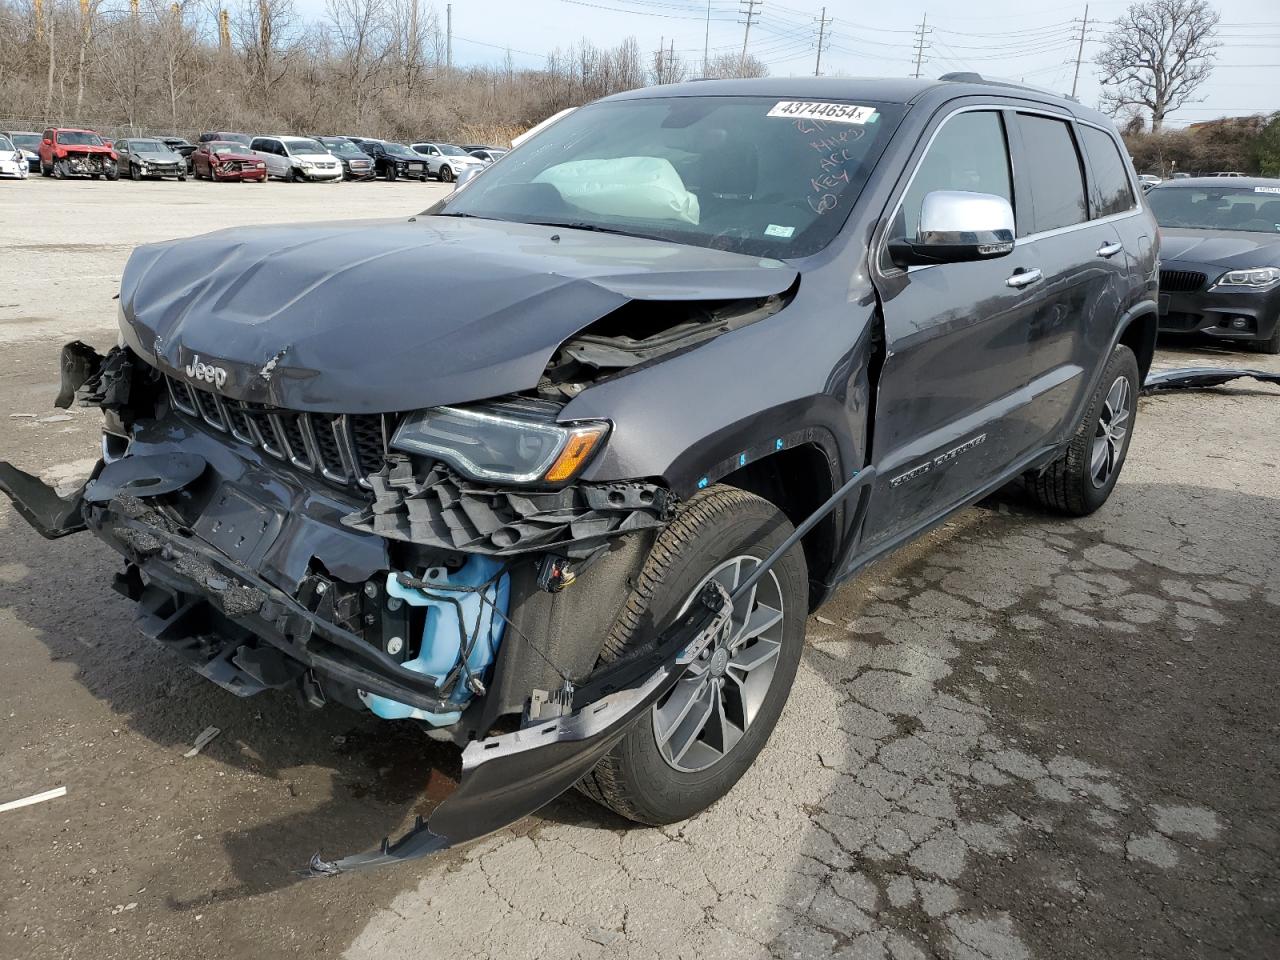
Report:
1160,269,1207,293
166,375,391,489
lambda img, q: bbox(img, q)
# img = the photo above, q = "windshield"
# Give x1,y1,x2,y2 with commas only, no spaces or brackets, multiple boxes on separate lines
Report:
56,131,104,146
282,138,326,155
1149,185,1280,234
439,144,470,157
435,95,903,257
322,139,365,158
384,143,419,159
130,140,171,153
210,142,244,155
11,134,39,150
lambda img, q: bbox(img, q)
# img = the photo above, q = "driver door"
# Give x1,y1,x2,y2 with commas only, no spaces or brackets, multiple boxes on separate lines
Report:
861,108,1044,551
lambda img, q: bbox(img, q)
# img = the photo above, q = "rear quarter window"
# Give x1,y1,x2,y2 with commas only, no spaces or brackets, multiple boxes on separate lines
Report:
1015,114,1088,233
1080,125,1136,218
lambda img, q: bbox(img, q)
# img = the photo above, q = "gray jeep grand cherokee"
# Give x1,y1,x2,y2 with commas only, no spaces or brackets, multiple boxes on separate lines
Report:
0,75,1158,872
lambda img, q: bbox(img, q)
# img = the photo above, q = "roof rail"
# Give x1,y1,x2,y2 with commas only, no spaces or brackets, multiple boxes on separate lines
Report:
937,71,1080,103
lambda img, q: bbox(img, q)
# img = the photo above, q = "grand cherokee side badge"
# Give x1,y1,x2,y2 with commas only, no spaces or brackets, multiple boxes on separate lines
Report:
890,433,987,488
185,354,228,389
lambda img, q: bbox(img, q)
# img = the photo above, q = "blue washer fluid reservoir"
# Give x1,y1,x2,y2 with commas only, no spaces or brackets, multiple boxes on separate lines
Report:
358,555,509,726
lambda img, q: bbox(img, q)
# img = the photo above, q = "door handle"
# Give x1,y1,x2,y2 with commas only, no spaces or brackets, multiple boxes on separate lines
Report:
1096,241,1123,258
1005,268,1043,289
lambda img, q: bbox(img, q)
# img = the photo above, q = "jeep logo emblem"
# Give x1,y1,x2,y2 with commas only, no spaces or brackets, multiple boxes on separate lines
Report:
185,354,228,389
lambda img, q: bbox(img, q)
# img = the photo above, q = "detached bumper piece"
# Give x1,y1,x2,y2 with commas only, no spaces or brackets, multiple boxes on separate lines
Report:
309,578,735,875
0,461,92,539
345,457,674,560
1143,366,1280,393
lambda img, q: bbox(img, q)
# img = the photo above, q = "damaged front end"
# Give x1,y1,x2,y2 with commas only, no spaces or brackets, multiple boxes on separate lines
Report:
55,148,118,178
0,339,723,868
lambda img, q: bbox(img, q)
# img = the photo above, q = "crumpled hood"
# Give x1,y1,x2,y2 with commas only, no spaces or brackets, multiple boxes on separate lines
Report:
119,216,796,413
1160,228,1280,268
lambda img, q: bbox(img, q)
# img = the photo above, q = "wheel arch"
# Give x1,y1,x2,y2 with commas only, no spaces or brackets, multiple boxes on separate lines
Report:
1117,304,1158,381
717,442,839,610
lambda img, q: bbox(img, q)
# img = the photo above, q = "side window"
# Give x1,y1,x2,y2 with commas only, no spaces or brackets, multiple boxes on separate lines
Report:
1080,125,1136,218
897,111,1012,242
1014,114,1088,232
250,138,267,152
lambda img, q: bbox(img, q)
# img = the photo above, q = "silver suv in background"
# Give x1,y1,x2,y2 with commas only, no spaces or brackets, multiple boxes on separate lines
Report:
248,136,343,182
410,142,485,182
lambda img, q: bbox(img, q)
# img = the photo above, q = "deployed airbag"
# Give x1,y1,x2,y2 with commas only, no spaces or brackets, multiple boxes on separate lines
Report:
535,157,701,225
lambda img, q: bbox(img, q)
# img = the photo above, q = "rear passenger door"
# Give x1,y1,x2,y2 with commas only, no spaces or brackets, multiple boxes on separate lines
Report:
864,107,1045,550
1008,112,1135,444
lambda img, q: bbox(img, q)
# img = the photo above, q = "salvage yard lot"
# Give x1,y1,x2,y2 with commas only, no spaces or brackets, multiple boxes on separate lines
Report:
2,179,1278,960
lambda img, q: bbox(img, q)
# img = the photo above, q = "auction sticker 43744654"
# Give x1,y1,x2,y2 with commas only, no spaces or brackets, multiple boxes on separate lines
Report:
767,101,878,124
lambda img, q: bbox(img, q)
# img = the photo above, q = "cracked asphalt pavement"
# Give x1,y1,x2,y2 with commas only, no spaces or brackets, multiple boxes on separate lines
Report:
2,180,1278,960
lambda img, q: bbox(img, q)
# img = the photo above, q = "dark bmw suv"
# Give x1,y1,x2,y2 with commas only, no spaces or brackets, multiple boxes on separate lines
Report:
0,75,1157,871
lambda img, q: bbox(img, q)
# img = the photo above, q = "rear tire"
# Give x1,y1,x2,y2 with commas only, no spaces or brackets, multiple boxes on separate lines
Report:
577,485,807,825
1026,344,1139,516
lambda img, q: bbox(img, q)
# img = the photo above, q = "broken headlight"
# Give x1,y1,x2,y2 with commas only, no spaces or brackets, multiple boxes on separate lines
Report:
391,405,609,484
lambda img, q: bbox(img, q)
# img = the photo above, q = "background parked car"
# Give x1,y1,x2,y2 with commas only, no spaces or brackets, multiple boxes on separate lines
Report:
197,131,252,148
248,135,342,182
467,147,508,164
116,138,187,181
313,136,375,180
1146,177,1280,353
0,134,29,179
410,141,485,182
191,141,268,182
350,138,429,180
1138,173,1162,191
158,136,197,172
38,127,118,179
3,131,41,172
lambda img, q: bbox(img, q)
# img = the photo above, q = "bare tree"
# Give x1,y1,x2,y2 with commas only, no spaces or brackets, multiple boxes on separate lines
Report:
326,0,392,123
649,39,686,85
1096,0,1219,132
703,50,767,79
233,0,296,100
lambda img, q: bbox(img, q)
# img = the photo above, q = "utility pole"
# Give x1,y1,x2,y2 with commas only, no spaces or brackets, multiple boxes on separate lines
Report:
656,35,665,83
814,5,831,77
911,12,930,79
739,0,762,71
219,7,231,53
1071,4,1090,98
446,2,452,72
703,0,712,75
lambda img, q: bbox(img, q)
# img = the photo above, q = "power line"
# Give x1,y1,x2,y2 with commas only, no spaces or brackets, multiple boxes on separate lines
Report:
739,0,762,68
911,12,930,79
1071,4,1088,98
814,5,831,77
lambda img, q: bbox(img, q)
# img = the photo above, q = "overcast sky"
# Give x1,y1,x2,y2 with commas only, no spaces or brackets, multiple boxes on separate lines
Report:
320,0,1277,126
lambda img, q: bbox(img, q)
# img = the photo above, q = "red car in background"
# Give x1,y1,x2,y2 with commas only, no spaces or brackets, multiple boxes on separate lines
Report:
38,127,118,179
192,141,268,182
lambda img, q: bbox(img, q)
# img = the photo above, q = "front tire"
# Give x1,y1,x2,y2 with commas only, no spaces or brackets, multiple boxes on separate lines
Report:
439,164,454,182
1255,320,1280,355
385,165,398,181
129,164,141,181
1026,344,1139,516
578,486,807,825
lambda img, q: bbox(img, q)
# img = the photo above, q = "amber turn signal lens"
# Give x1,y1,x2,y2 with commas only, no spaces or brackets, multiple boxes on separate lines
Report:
544,424,609,483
